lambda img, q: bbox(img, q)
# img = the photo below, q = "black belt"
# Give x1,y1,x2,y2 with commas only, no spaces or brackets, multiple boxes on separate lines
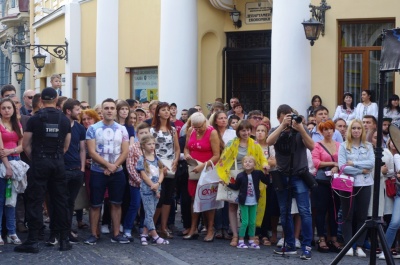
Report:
37,153,61,159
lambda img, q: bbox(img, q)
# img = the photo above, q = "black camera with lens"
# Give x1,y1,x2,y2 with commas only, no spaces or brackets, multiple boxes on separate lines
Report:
290,114,303,124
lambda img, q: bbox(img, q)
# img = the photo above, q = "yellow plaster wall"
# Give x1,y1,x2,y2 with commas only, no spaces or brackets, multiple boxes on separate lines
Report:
310,0,399,116
80,0,97,73
118,0,161,99
198,0,271,108
34,15,66,77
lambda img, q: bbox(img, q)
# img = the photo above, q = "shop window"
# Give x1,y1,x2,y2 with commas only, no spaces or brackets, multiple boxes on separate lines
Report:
130,67,158,102
338,20,394,106
11,0,15,8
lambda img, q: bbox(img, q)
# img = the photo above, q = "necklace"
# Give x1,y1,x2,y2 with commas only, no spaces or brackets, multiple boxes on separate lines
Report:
2,123,11,131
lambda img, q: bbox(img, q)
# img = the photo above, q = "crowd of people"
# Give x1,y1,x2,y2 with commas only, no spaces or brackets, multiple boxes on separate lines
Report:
0,83,400,261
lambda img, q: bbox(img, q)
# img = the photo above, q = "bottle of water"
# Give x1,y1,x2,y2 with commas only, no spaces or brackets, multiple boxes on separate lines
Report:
5,179,12,198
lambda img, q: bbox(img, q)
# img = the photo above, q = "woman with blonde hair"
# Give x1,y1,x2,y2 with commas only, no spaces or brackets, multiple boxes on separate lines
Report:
338,119,374,257
183,112,220,242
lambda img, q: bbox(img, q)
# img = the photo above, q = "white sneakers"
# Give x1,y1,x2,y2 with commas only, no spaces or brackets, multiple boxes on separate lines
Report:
101,225,110,234
295,238,301,249
345,248,353,256
356,247,366,257
276,238,301,248
276,238,284,247
345,247,366,257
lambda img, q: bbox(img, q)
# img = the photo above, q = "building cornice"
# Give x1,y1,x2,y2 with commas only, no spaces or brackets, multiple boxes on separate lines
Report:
79,0,94,5
0,12,29,24
32,5,65,29
209,0,234,11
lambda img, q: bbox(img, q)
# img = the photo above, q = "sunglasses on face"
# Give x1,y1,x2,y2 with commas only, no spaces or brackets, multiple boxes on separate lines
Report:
26,96,33,99
81,105,91,110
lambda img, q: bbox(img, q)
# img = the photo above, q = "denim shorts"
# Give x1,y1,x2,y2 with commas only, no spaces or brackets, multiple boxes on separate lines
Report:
89,170,126,207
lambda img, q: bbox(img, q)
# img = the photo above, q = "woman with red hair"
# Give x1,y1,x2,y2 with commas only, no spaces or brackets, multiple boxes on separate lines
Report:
311,120,342,253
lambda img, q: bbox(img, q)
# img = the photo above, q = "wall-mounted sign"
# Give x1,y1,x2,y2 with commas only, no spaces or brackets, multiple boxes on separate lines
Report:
132,67,158,102
245,1,272,24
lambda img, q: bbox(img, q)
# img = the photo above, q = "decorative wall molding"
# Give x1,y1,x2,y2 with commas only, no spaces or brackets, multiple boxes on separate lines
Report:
209,0,234,11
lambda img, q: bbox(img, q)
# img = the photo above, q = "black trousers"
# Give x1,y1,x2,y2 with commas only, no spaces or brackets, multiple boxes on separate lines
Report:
25,157,70,241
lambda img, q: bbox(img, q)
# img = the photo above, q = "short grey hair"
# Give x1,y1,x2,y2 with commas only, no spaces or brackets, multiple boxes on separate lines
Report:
190,112,207,126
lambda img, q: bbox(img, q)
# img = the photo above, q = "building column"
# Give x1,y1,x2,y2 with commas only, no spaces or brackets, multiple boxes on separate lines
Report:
64,0,81,98
96,0,118,103
24,49,30,91
270,0,311,126
11,51,21,95
159,0,198,110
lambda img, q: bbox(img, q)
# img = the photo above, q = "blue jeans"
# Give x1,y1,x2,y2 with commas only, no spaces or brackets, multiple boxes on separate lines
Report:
0,177,16,235
276,175,312,249
123,186,141,234
140,189,159,232
385,189,400,247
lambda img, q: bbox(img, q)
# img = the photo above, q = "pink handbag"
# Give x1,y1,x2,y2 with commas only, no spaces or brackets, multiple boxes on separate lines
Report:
331,166,355,224
332,166,354,193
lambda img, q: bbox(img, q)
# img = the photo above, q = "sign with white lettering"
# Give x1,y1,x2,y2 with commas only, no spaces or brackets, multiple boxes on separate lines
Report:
245,1,272,24
132,68,158,102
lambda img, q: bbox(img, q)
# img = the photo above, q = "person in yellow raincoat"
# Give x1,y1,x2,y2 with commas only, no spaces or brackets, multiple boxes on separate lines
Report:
216,120,269,247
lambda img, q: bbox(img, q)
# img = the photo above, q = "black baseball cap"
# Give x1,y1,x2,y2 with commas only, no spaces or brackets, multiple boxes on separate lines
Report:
41,87,58,100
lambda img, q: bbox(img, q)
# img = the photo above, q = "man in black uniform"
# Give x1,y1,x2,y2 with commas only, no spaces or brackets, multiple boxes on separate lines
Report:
14,87,72,253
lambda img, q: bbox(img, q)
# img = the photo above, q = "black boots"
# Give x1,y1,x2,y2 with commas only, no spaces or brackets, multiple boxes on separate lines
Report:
59,239,72,251
14,240,39,253
59,231,72,251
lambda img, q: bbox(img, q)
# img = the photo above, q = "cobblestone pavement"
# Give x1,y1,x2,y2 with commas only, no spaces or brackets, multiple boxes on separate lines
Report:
0,212,392,265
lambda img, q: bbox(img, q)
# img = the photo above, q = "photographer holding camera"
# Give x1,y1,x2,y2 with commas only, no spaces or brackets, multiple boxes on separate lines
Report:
267,104,314,260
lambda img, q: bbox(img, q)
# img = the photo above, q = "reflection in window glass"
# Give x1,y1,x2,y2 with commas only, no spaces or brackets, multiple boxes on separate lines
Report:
341,22,394,47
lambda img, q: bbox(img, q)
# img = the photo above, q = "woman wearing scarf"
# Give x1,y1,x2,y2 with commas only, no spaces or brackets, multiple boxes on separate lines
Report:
216,120,269,247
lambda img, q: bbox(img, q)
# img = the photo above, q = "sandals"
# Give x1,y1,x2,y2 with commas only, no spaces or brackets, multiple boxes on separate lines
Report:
140,235,148,246
159,230,174,239
328,240,343,253
249,242,260,249
317,238,330,253
7,235,22,245
78,222,89,229
270,234,277,245
230,236,238,247
262,237,271,246
222,229,232,240
253,236,260,245
152,236,169,245
237,242,248,249
215,229,223,239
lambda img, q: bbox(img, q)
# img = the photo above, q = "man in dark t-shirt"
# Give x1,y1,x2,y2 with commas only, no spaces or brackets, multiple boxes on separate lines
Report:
267,104,314,260
62,99,86,244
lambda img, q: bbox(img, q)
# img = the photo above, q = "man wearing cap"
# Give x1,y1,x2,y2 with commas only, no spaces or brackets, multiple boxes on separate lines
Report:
15,88,72,253
135,108,147,124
